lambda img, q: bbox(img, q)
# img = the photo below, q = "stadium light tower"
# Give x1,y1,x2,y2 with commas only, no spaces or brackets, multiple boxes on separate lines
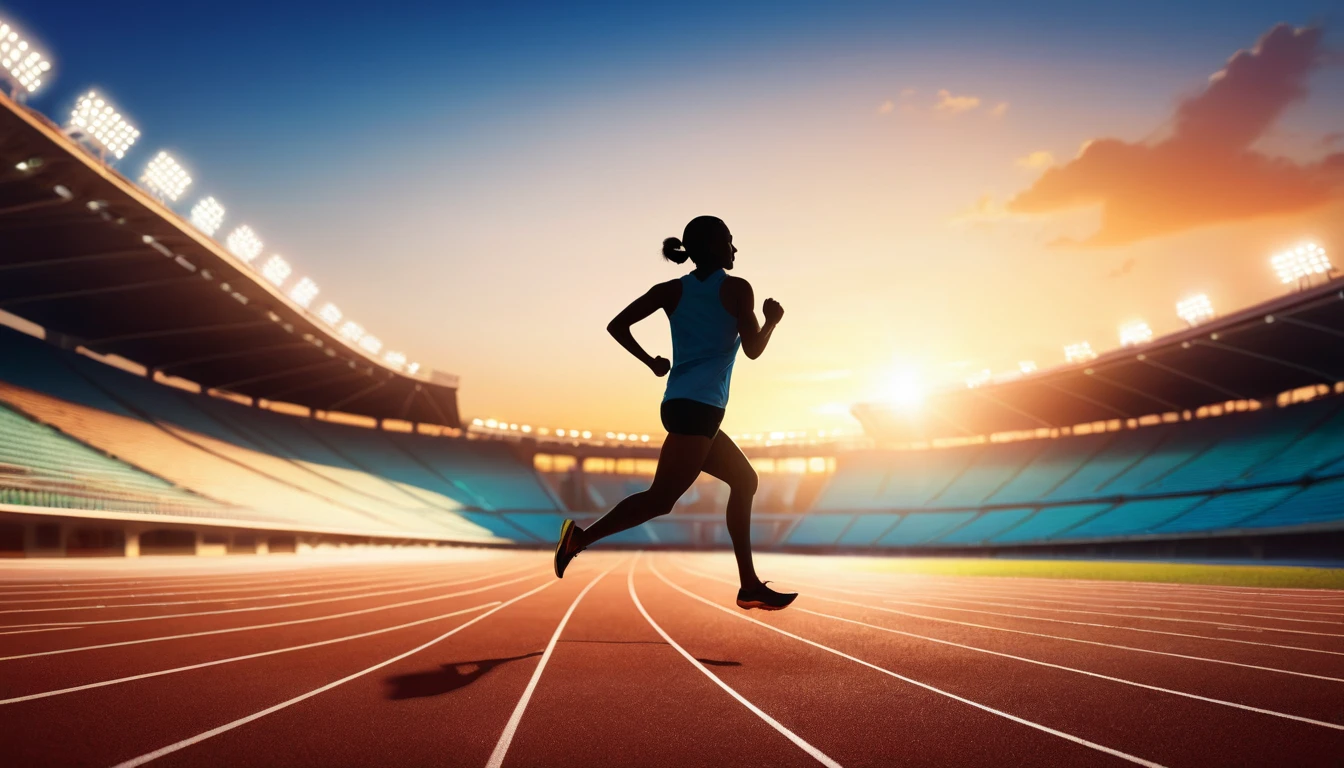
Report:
1176,294,1215,327
317,303,342,326
1271,243,1333,290
140,151,192,202
189,197,225,236
260,255,292,287
1118,320,1153,347
289,277,319,308
338,321,364,342
383,351,407,370
358,335,383,355
0,20,52,97
1064,341,1097,363
67,91,139,161
225,225,263,263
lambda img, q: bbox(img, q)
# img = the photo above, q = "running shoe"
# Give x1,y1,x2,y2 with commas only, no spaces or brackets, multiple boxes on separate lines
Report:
736,581,798,611
553,518,582,578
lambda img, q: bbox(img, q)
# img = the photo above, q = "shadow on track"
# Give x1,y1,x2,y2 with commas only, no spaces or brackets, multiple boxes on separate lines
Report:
384,652,544,699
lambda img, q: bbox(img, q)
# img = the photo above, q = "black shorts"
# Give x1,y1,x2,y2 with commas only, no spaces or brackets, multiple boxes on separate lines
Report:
660,398,726,439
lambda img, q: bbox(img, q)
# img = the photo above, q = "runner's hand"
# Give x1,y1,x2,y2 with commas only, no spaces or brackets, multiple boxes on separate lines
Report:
649,356,671,377
763,299,784,324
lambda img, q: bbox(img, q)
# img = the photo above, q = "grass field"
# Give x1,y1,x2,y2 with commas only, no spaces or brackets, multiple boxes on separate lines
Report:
827,556,1344,589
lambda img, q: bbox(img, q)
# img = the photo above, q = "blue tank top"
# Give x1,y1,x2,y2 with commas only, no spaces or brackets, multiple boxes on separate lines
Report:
663,269,741,409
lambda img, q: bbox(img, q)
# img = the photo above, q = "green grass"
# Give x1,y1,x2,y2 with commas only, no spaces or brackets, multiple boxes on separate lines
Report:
837,557,1344,590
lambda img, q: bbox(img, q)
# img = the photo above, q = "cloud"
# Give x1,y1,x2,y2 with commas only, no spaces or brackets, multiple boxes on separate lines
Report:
935,89,982,114
1015,150,1055,170
988,102,1009,119
950,193,1014,223
877,99,895,115
1005,24,1343,247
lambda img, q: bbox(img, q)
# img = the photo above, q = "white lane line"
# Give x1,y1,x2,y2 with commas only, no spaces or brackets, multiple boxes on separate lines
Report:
772,573,1344,639
0,602,501,705
0,565,455,606
485,560,622,768
679,563,1344,726
901,582,1344,618
0,572,483,615
0,563,526,629
0,566,543,662
649,558,1164,767
628,554,843,768
0,563,426,594
912,575,1344,606
0,626,80,636
675,562,1344,684
109,579,558,768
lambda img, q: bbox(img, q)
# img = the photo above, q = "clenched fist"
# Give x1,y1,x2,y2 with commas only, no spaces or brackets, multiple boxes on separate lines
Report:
763,298,784,324
649,356,671,377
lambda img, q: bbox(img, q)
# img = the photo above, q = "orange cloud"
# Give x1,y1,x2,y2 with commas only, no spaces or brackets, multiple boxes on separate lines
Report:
1006,24,1344,246
1015,150,1054,170
935,89,981,114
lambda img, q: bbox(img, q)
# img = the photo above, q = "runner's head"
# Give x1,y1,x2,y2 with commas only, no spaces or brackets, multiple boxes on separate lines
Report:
662,216,736,270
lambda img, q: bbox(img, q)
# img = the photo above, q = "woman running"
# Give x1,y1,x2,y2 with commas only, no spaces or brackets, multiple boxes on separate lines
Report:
553,215,797,611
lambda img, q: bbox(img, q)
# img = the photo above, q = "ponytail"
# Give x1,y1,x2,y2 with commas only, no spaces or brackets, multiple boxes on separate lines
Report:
662,236,690,264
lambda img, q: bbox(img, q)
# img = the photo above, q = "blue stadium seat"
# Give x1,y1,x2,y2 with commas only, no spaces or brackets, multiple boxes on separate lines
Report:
783,515,855,546
934,508,1035,544
990,504,1113,543
1058,496,1208,539
835,513,902,547
876,512,976,546
1153,487,1300,534
1235,480,1344,529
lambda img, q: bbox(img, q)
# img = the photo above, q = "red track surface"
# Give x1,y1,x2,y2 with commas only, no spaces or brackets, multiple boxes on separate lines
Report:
1,550,1341,767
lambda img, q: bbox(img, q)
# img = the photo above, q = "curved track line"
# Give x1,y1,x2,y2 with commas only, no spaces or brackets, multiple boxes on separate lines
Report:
648,559,1165,768
0,566,544,662
901,582,1344,617
0,602,502,705
674,561,1344,684
485,560,623,768
628,555,843,768
107,580,558,768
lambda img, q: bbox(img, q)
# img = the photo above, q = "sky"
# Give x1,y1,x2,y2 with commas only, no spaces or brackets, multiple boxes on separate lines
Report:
6,1,1344,437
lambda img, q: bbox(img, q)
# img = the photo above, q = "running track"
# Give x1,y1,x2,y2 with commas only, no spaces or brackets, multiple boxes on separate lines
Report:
1,550,1341,767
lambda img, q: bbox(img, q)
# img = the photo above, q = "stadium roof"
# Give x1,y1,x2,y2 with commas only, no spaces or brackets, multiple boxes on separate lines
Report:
855,276,1344,442
0,93,460,428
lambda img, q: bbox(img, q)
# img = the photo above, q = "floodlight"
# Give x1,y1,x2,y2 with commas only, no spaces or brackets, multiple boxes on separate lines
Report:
189,197,225,236
485,419,498,428
140,151,192,201
582,430,592,439
68,91,139,160
338,321,364,342
1018,360,1037,374
289,277,319,308
521,425,532,433
359,335,382,354
1272,243,1332,285
641,434,649,442
317,303,342,326
1119,321,1153,347
260,255,291,287
965,369,992,388
1176,294,1214,326
405,362,421,375
555,429,567,437
1064,342,1096,363
0,21,52,94
383,350,407,369
226,225,263,263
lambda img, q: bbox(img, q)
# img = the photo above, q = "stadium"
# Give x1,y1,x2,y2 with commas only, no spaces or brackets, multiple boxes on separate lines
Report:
1,8,1342,768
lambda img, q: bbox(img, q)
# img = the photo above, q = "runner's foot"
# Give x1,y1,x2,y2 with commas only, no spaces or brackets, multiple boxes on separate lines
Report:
553,518,583,578
736,581,797,611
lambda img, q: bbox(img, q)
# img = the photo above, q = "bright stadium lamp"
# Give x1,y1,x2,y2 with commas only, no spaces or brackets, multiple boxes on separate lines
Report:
68,91,139,161
1064,341,1096,363
405,362,421,375
338,321,364,342
189,197,225,236
260,255,292,287
140,151,192,202
1018,360,1037,374
317,302,342,326
383,350,407,369
226,225,263,263
582,430,592,439
1119,320,1153,347
358,335,383,354
1175,294,1214,326
289,277,319,308
0,20,52,96
1272,243,1333,288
